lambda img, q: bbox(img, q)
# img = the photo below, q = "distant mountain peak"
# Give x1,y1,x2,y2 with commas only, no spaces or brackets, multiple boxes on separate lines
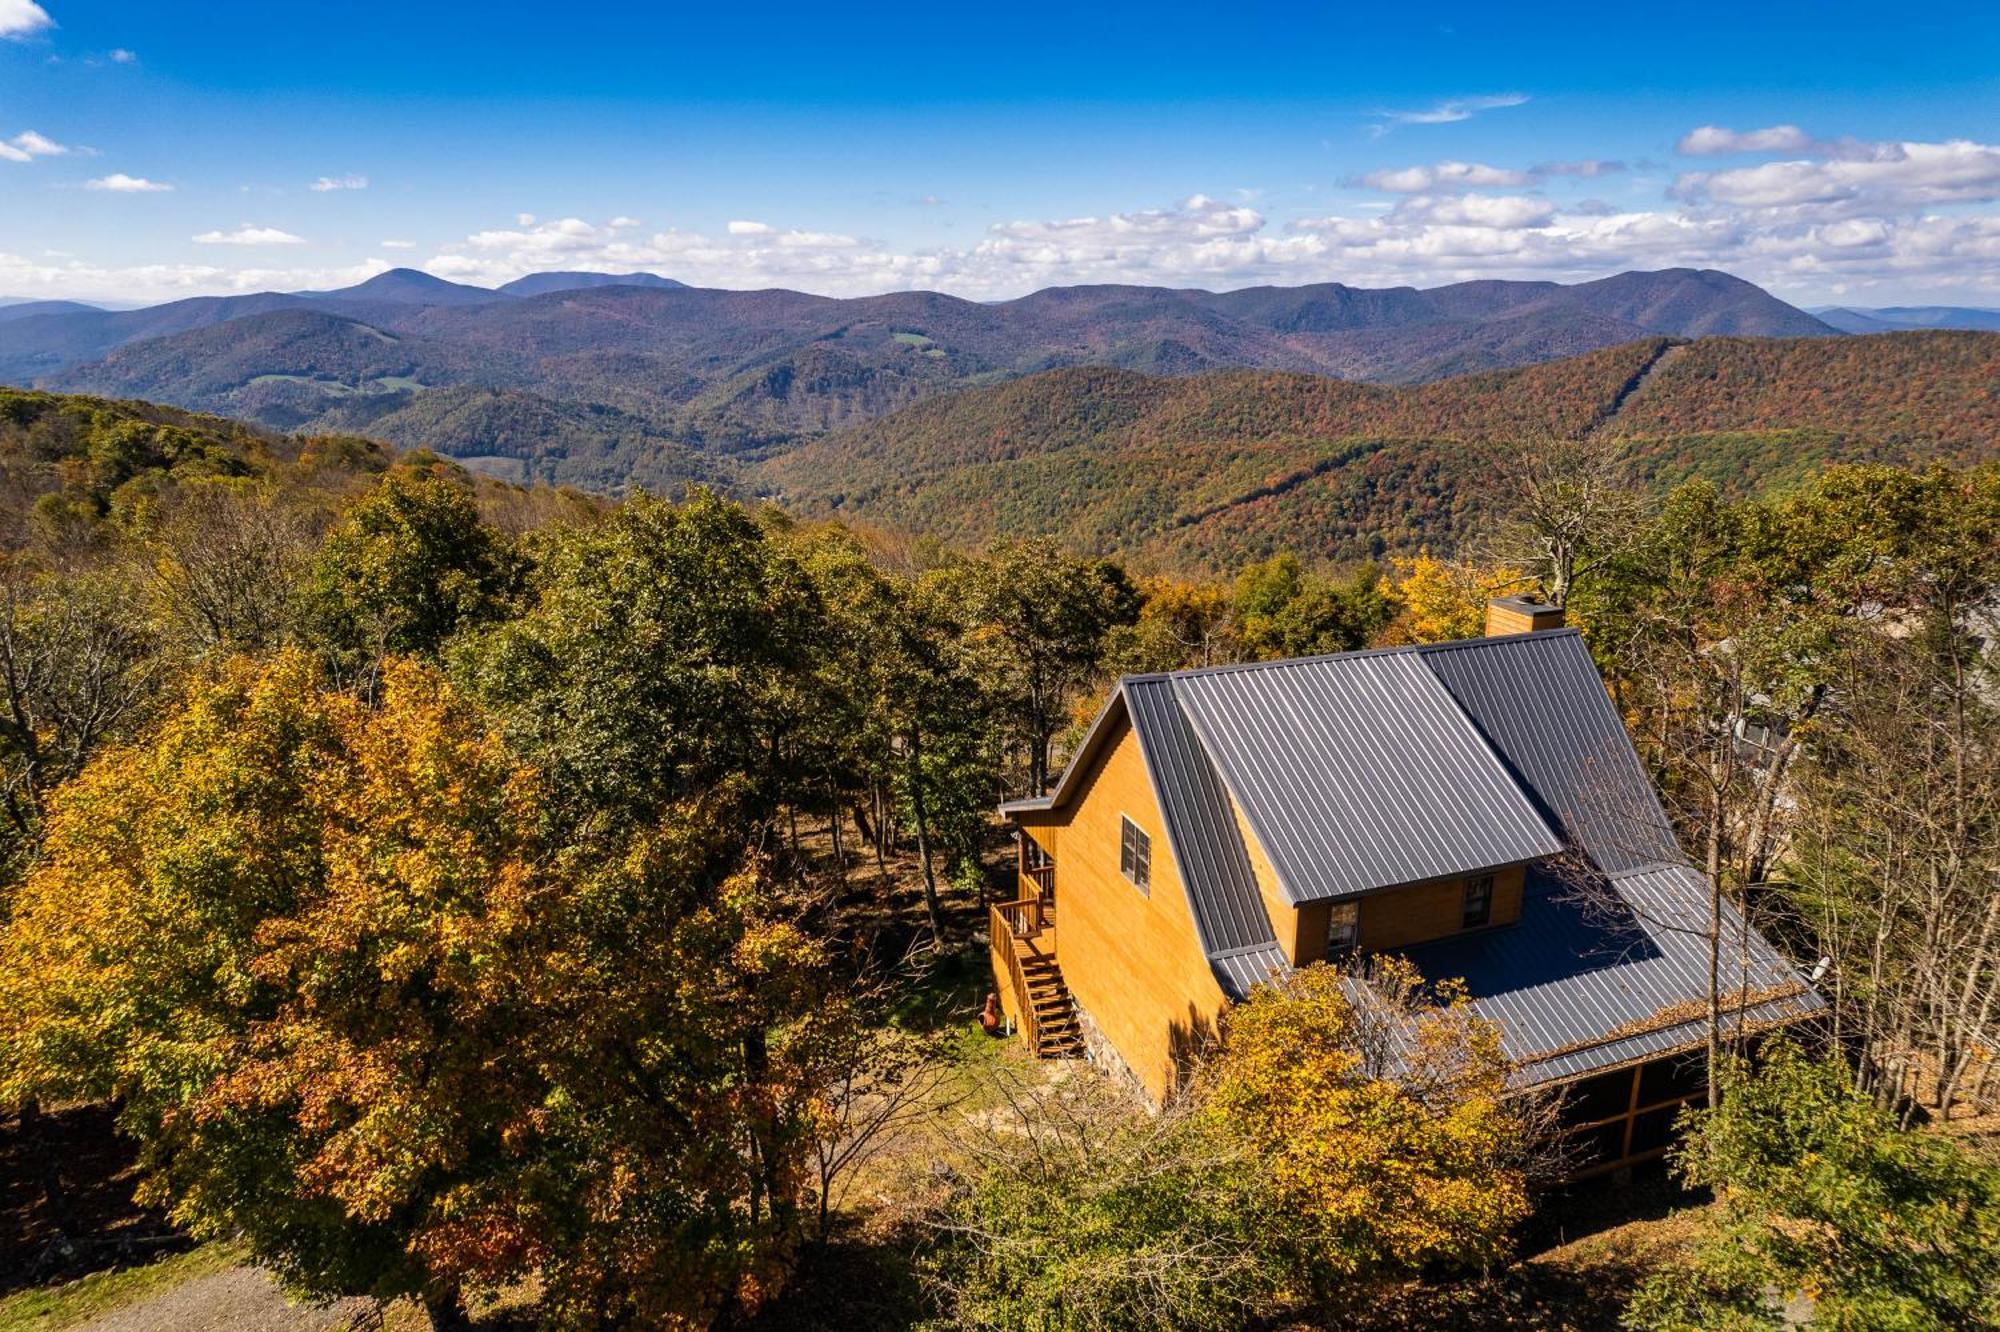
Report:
498,270,690,297
305,268,510,305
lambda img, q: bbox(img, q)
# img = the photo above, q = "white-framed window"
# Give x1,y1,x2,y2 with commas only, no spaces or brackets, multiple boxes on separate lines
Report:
1462,874,1495,929
1119,815,1151,893
1326,900,1359,955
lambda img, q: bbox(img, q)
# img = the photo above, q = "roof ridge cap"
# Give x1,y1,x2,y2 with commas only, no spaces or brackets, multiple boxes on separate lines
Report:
1140,627,1585,685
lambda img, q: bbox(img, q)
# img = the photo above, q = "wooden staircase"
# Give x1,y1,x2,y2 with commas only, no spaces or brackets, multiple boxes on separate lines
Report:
1019,954,1084,1058
990,896,1085,1060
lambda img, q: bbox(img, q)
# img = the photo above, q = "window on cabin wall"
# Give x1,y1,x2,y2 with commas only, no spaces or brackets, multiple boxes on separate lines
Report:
1119,816,1151,893
1462,874,1495,929
1326,900,1359,955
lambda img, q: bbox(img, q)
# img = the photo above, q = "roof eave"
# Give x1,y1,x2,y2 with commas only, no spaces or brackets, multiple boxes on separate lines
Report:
994,683,1132,819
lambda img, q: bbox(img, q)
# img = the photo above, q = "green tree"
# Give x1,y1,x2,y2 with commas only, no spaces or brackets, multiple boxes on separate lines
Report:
1234,554,1394,660
453,487,819,835
1626,1041,2000,1331
924,1071,1277,1331
299,466,515,689
0,556,161,881
944,540,1137,795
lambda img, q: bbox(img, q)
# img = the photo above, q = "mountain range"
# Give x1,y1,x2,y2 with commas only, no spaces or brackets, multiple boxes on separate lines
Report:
1812,305,2000,334
0,266,1847,490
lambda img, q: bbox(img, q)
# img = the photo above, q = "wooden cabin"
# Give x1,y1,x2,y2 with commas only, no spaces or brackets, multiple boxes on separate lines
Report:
994,601,1822,1179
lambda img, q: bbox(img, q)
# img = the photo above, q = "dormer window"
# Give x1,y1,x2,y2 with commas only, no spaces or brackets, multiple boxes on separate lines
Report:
1326,900,1359,955
1462,875,1495,929
1119,816,1151,894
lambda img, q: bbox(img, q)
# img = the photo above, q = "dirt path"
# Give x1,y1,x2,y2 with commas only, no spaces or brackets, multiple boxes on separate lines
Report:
66,1265,372,1332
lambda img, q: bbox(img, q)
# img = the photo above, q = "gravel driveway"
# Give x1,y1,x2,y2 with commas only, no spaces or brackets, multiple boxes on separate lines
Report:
67,1266,373,1332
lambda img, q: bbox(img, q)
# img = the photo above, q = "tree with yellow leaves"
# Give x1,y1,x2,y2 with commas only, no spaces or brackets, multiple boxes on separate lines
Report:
925,957,1539,1327
1386,550,1528,644
1208,959,1536,1304
0,651,839,1329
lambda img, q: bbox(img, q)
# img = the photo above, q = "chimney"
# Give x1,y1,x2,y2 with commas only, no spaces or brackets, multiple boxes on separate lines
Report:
1485,595,1565,638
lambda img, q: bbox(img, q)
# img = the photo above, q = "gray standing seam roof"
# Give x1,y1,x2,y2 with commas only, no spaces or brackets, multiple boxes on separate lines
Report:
1013,627,1821,1079
1421,630,1684,875
1169,651,1564,903
1399,863,1822,1085
1124,678,1289,1000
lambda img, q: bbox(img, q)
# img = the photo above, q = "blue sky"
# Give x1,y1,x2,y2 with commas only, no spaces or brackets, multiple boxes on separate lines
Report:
2,0,1997,305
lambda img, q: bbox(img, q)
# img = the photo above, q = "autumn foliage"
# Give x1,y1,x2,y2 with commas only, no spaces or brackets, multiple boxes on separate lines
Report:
0,652,835,1326
926,958,1539,1328
1210,959,1533,1287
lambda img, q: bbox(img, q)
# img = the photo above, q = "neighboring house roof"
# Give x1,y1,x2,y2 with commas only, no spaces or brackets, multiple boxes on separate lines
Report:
1003,628,1820,1078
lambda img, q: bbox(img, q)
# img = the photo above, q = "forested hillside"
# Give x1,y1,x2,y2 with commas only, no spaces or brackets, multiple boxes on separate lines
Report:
761,330,1999,568
7,269,1840,486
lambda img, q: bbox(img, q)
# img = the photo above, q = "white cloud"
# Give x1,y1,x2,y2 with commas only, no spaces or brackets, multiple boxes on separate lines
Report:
1677,124,1814,156
1677,137,2000,211
1358,161,1532,192
27,123,2000,309
380,239,416,250
383,180,2000,306
515,212,535,226
85,173,171,192
192,224,307,246
309,173,367,192
0,0,52,39
1391,193,1558,229
0,252,393,303
1359,159,1626,193
8,129,65,157
1372,93,1528,135
108,47,135,63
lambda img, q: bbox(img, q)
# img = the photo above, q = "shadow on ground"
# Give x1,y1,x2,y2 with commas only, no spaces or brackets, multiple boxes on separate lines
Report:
0,1103,191,1297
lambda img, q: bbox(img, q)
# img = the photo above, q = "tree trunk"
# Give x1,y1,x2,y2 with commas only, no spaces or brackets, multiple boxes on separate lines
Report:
828,781,845,871
422,1284,475,1332
19,1097,75,1261
906,730,945,938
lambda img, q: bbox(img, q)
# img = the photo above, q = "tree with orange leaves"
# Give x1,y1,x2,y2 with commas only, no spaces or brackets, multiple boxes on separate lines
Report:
0,651,838,1328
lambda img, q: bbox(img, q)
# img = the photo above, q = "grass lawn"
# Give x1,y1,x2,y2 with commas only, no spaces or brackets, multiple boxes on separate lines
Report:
0,1243,245,1332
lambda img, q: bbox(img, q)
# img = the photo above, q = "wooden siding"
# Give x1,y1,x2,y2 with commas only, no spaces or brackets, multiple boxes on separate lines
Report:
1358,864,1525,952
1034,717,1229,1102
1236,809,1529,966
1485,599,1566,637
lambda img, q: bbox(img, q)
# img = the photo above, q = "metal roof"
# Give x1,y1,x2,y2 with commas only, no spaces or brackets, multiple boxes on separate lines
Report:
1124,678,1290,1000
1398,864,1822,1085
1002,626,1821,1075
1420,630,1684,874
1168,650,1564,903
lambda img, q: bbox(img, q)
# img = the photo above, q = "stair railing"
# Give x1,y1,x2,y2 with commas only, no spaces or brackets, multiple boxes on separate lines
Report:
990,897,1047,1051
